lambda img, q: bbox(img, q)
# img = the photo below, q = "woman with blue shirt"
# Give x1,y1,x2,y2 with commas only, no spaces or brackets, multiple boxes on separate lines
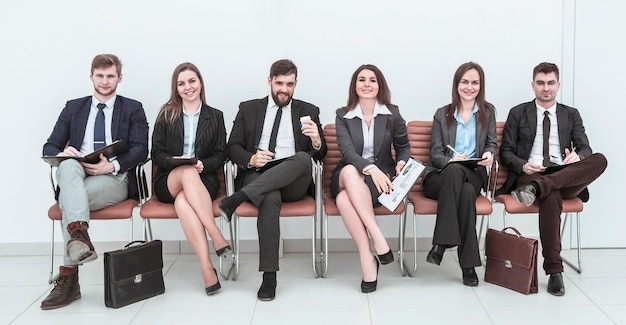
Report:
331,64,410,293
423,62,496,286
151,62,231,295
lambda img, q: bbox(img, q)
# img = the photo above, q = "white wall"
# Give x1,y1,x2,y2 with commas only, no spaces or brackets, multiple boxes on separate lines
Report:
0,0,623,248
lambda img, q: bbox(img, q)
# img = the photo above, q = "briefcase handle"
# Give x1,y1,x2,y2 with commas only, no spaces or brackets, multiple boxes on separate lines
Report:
123,240,147,249
502,227,523,238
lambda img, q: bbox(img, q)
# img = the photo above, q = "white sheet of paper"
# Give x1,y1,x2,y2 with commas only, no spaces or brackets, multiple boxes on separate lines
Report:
378,158,425,211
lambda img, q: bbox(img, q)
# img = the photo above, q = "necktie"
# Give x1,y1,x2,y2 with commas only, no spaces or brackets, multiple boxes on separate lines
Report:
268,106,283,153
94,103,106,151
542,111,550,167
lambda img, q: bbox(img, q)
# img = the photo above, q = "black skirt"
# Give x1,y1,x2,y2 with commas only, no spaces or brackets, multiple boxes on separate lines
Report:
154,171,218,204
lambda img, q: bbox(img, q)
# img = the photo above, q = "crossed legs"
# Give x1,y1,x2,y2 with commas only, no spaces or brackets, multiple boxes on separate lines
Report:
167,166,229,288
336,165,390,282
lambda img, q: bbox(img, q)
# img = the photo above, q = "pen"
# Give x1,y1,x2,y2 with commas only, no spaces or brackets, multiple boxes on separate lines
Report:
446,144,463,156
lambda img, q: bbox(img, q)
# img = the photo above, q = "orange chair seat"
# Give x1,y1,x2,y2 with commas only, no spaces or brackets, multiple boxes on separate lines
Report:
235,195,316,217
408,192,492,215
139,195,225,220
322,192,405,216
494,194,583,214
47,199,138,221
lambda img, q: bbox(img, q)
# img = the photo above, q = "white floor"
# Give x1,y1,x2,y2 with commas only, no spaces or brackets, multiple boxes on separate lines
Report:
1,248,625,325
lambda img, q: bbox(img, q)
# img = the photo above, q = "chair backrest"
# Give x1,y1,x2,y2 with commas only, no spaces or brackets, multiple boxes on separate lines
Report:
492,121,508,193
406,120,432,194
322,124,340,193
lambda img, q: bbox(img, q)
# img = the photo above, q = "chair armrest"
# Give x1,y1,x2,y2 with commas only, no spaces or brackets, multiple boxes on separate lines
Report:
135,158,151,204
225,160,237,196
488,160,500,201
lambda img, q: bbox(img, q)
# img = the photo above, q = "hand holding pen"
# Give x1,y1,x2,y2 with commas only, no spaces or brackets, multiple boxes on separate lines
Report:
562,147,580,164
249,146,275,168
446,144,468,161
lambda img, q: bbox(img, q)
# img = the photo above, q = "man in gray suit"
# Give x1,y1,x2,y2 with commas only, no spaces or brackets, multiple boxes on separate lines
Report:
498,62,607,296
220,59,326,301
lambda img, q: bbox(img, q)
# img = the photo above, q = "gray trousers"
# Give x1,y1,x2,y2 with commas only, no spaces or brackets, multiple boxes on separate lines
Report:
240,152,313,272
56,159,128,265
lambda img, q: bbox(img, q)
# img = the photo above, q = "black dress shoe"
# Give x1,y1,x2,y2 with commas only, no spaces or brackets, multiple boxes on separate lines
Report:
218,197,236,223
205,268,221,295
511,184,537,207
547,273,565,296
377,249,394,265
361,257,380,293
258,272,277,301
462,267,479,286
426,245,446,266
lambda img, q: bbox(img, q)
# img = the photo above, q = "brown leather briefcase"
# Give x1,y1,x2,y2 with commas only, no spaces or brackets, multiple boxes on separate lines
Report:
484,227,538,294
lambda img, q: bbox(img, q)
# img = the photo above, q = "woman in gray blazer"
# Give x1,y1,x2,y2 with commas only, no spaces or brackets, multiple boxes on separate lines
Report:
152,63,231,295
422,62,496,286
330,64,410,293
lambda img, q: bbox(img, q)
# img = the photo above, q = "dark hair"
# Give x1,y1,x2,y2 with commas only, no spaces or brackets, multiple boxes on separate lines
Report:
91,54,122,75
533,62,560,81
346,64,392,110
269,59,297,79
156,62,207,124
446,62,494,130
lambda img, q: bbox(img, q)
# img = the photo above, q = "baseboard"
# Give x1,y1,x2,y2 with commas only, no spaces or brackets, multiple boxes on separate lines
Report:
0,237,438,257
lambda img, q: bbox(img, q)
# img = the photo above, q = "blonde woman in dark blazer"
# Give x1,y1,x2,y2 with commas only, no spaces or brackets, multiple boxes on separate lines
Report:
331,64,410,293
151,62,231,295
423,62,496,286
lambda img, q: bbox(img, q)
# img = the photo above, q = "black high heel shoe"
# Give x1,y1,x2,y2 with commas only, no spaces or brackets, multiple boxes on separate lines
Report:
205,268,221,295
216,245,232,257
361,257,380,293
426,245,446,266
377,249,394,265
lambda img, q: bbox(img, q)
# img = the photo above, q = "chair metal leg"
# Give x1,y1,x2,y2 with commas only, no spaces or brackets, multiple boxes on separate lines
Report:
143,218,154,241
49,220,57,284
319,211,329,278
217,215,236,281
129,215,134,242
311,161,322,278
561,212,582,273
231,214,240,281
311,212,319,278
398,205,418,277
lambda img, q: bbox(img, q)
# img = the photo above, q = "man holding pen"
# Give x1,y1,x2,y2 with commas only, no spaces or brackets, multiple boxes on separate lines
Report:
221,59,326,301
497,62,607,296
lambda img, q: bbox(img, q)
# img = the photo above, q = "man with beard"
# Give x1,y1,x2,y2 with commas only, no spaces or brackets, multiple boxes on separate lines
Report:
41,54,148,309
220,59,326,301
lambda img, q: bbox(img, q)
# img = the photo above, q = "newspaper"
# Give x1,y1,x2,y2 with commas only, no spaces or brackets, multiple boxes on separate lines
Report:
378,158,425,211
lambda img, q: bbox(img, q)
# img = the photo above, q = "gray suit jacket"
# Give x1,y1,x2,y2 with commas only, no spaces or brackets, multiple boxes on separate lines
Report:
333,104,410,180
424,105,497,189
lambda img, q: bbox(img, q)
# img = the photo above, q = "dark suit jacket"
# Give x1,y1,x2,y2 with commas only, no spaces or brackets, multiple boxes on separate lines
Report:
226,97,327,191
497,100,593,195
43,95,149,199
151,104,227,194
424,105,497,189
333,104,410,180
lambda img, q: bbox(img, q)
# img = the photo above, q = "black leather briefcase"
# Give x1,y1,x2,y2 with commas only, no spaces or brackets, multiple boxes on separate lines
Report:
104,240,165,308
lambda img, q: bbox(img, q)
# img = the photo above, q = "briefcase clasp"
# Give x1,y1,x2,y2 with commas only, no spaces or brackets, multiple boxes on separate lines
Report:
134,274,142,283
504,260,512,268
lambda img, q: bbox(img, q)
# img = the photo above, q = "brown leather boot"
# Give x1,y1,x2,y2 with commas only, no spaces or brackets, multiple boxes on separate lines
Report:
41,266,81,310
66,221,97,263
